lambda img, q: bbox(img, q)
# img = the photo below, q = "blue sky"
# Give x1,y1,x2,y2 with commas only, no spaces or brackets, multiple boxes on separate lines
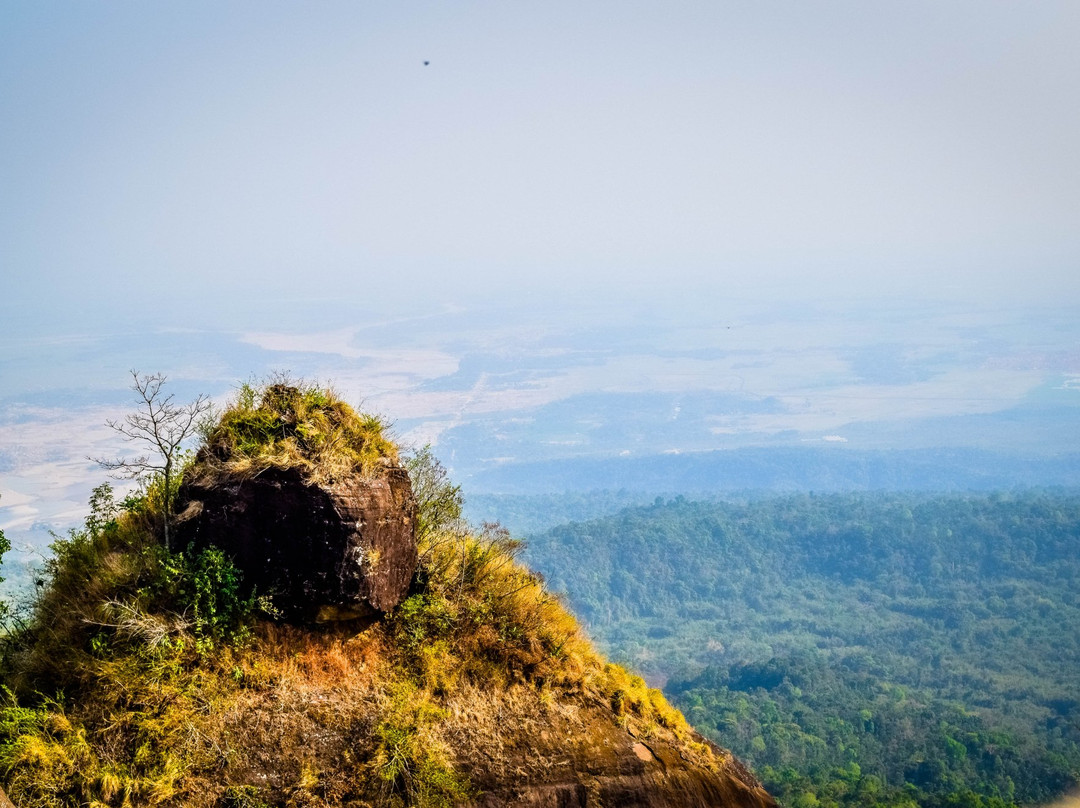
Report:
3,1,1079,331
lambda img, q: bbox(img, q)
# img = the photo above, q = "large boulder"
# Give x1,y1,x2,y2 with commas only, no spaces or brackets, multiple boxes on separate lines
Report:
173,464,418,621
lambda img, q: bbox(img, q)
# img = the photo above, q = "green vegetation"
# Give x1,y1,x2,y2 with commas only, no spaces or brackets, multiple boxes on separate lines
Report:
404,445,464,542
0,383,714,806
670,653,1052,808
521,491,1080,808
0,478,262,806
191,379,396,486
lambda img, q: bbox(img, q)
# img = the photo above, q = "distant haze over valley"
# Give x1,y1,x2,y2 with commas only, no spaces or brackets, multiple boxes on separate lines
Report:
2,296,1078,578
2,6,1079,805
4,1,1079,569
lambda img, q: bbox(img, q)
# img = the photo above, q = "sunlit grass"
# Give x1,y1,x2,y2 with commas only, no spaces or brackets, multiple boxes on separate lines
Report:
0,396,721,806
190,377,397,486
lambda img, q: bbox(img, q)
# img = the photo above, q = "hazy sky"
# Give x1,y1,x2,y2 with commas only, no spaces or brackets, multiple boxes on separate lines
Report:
4,1,1080,561
3,1,1079,330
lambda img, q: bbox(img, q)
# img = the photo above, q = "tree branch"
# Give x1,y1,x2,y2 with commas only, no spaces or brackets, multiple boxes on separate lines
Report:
91,371,212,551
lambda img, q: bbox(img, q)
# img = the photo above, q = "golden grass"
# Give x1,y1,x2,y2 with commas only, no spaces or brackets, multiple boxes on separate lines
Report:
0,470,722,806
188,381,396,487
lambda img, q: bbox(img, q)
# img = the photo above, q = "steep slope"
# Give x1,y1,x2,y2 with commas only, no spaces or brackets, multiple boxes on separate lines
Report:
0,382,774,808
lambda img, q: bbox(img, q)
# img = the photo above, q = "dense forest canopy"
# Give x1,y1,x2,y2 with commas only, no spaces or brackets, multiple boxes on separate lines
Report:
518,490,1080,808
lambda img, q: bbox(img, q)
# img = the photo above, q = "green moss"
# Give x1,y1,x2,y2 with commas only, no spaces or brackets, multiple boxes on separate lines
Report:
192,380,396,485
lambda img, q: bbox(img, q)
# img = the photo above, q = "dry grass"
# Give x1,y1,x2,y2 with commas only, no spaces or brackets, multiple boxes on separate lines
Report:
0,467,722,807
188,381,396,487
395,523,601,694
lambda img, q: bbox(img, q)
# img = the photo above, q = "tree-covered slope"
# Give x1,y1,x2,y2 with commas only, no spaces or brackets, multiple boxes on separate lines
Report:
521,491,1080,808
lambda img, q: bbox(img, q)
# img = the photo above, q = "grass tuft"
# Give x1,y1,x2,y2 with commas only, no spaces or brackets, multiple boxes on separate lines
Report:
190,378,396,486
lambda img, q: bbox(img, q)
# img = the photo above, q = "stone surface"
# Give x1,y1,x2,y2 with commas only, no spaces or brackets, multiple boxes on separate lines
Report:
173,465,418,620
467,704,778,808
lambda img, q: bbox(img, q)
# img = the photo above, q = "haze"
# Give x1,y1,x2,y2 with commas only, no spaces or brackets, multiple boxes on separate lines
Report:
3,0,1078,326
2,2,1079,553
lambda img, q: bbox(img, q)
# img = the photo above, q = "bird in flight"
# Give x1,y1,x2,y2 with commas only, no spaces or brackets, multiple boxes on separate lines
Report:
424,60,430,66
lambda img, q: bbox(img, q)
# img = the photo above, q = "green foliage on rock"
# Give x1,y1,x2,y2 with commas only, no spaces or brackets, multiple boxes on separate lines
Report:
192,378,396,485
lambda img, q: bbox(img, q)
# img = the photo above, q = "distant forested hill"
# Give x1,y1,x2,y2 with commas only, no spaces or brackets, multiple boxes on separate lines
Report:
518,491,1080,808
463,448,1080,496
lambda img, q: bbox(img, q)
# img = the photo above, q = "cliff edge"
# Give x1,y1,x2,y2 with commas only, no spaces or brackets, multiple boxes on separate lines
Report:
0,381,776,808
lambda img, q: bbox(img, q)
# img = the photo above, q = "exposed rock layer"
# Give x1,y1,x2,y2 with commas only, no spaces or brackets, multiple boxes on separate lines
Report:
467,702,777,808
174,465,417,620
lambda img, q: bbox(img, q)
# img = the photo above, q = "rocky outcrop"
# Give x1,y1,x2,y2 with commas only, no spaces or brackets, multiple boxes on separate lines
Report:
173,465,417,621
466,700,777,808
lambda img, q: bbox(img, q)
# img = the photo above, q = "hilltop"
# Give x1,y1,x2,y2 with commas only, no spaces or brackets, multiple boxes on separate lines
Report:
0,381,774,808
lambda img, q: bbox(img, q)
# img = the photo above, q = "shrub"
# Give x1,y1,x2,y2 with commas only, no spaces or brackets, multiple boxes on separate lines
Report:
404,446,463,541
370,681,472,808
177,546,263,648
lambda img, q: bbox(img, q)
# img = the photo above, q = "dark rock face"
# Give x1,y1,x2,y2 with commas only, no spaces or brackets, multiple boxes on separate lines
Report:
173,466,418,621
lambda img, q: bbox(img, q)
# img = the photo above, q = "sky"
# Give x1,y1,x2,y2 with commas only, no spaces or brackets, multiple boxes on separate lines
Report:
2,2,1080,563
2,0,1079,332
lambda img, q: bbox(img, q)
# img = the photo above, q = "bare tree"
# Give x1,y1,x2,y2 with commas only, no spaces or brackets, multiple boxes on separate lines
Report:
94,371,211,551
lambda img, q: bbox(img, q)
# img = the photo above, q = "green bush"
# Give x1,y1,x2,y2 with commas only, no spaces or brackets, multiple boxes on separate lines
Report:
371,681,473,808
173,546,264,649
405,446,463,541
